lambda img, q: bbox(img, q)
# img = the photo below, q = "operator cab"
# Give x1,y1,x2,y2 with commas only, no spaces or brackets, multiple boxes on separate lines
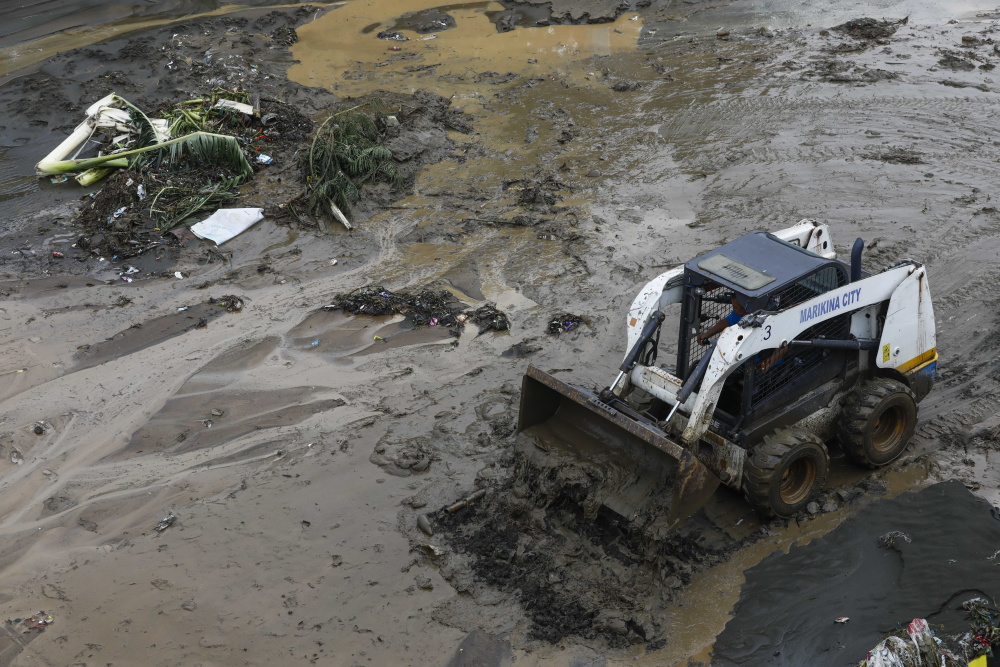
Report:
678,232,855,445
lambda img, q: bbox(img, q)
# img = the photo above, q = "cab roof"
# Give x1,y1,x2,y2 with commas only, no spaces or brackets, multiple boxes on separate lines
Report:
685,231,846,298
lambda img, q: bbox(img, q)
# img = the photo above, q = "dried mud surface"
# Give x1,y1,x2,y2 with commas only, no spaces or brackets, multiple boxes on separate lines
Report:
1,1,1000,666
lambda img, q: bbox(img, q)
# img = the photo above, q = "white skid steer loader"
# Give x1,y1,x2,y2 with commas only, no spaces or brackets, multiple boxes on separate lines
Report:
519,220,937,524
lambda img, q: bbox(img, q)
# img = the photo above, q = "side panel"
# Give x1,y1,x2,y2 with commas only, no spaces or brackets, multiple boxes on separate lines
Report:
625,266,684,357
877,266,937,399
877,266,937,374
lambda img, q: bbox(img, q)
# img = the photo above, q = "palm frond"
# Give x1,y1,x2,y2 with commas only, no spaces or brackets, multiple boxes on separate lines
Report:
42,131,253,182
113,95,162,149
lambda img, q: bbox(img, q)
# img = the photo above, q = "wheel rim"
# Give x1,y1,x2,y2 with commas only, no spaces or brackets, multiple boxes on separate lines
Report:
872,404,906,454
779,457,816,505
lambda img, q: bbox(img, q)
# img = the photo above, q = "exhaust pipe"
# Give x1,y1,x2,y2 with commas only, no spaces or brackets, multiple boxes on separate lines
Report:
851,237,864,282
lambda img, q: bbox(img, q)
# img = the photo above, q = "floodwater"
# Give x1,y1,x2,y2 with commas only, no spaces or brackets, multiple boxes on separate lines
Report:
2,0,1000,664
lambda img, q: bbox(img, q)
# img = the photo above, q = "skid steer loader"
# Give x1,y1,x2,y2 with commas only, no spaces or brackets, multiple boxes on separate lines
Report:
519,220,937,528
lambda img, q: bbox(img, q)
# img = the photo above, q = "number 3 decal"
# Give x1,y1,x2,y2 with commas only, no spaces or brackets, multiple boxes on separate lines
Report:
763,325,772,340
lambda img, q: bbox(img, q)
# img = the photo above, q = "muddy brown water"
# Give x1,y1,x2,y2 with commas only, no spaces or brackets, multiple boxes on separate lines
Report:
1,0,1000,664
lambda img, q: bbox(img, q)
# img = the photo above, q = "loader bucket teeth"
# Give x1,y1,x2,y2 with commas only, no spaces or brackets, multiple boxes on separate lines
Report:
517,366,720,532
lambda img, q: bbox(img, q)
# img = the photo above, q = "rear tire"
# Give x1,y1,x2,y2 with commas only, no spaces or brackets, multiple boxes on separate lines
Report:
838,377,917,469
743,428,829,518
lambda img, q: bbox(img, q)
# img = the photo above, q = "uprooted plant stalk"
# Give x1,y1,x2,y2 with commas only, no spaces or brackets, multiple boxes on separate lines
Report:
301,103,402,228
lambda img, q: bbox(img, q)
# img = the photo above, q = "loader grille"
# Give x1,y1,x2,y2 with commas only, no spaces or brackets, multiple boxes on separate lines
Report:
686,283,733,377
684,265,851,412
750,266,849,408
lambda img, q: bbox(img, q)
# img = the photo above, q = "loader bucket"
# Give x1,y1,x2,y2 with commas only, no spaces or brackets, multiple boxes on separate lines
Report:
517,365,720,533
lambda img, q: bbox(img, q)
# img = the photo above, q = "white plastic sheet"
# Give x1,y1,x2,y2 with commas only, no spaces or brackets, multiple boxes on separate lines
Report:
190,208,264,245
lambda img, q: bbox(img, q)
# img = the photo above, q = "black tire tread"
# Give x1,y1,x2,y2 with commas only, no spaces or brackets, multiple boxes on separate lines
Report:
838,377,917,469
743,428,828,518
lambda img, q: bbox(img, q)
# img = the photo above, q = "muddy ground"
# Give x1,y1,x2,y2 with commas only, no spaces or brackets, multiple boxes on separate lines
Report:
1,0,1000,665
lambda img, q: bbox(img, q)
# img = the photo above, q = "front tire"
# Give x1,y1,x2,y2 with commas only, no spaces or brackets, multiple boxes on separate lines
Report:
743,428,829,518
838,377,917,468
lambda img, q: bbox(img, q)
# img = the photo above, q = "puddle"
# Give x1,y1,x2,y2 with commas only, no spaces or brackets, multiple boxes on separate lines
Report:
288,0,644,99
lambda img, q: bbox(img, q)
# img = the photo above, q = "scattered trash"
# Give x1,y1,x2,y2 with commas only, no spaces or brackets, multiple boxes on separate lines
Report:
9,449,22,465
835,616,849,624
213,295,245,312
390,45,402,52
373,335,385,343
155,513,177,532
311,340,320,347
446,489,487,513
329,258,338,266
214,98,256,115
547,313,584,334
49,176,68,184
174,271,184,279
417,514,434,536
51,251,64,259
877,530,912,549
420,34,438,40
256,154,273,165
21,611,54,631
136,184,146,200
178,306,189,311
32,423,46,435
376,29,408,41
211,408,224,416
190,208,265,245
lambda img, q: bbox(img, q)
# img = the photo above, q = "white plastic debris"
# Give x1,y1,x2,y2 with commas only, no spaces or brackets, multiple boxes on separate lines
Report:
190,208,264,245
174,271,184,279
214,99,255,115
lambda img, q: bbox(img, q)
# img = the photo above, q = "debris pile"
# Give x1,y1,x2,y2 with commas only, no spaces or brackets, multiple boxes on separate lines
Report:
297,103,403,229
466,303,510,334
18,611,54,632
859,604,1000,666
324,285,510,334
212,295,245,313
547,313,584,334
42,90,310,259
325,285,466,328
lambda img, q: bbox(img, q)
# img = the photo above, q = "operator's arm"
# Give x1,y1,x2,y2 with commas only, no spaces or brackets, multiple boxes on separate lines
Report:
757,346,788,373
697,311,740,344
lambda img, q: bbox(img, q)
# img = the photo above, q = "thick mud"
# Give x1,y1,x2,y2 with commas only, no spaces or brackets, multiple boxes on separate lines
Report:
2,0,1000,665
714,481,1000,666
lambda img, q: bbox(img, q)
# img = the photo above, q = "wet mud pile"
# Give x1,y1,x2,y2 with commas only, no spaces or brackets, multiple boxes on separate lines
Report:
832,18,907,43
713,481,1000,666
432,438,742,648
